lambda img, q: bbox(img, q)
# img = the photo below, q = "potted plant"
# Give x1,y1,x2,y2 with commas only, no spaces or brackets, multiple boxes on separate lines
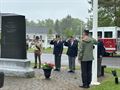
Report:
41,62,54,79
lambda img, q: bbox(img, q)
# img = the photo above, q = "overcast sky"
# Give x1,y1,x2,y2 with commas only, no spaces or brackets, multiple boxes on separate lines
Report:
1,0,90,22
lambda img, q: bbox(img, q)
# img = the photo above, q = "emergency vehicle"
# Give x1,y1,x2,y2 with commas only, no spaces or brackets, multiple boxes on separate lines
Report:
90,27,120,55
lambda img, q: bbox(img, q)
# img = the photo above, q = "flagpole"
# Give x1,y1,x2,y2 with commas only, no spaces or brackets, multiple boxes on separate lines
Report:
91,0,100,85
0,10,1,56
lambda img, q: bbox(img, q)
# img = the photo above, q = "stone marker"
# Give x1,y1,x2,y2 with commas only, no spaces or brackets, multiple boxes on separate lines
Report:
1,13,26,59
0,13,34,78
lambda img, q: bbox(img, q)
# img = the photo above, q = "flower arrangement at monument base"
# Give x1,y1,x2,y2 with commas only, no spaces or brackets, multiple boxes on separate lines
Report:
41,62,54,79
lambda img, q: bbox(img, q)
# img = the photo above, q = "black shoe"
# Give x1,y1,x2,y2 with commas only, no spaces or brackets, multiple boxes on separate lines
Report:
68,70,75,73
79,85,90,88
57,69,60,71
71,71,75,73
79,85,84,88
97,75,101,77
68,70,72,73
54,69,57,71
54,69,60,71
33,66,37,69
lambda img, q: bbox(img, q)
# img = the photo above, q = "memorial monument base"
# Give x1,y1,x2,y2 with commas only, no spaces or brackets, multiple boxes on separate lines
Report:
0,58,35,78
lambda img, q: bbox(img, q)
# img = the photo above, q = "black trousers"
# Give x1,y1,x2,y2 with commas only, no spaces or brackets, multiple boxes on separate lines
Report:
81,61,92,86
34,53,41,68
97,57,102,77
55,55,61,70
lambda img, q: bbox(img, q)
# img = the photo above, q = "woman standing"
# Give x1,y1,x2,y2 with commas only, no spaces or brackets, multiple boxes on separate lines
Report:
33,36,42,69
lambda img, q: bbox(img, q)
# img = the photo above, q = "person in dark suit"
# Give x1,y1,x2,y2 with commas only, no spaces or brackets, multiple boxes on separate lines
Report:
64,36,78,73
97,36,105,77
50,35,64,71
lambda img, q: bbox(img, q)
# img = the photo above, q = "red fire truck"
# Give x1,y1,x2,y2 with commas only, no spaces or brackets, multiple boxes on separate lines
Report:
90,27,120,55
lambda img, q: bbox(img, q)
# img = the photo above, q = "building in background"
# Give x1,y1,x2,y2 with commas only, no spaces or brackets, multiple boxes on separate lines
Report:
26,26,56,49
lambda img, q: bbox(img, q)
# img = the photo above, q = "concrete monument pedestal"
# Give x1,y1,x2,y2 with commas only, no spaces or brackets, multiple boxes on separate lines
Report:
0,58,34,78
0,13,34,78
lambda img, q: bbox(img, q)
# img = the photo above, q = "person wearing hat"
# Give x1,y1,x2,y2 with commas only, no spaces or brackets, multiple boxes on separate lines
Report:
50,35,64,71
33,36,43,69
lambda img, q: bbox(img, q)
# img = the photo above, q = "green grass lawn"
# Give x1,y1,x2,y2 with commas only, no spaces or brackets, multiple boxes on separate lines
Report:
90,68,120,90
28,47,68,54
90,78,120,90
28,47,120,57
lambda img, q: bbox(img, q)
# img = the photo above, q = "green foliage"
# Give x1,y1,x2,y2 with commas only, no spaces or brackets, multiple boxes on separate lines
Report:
26,15,85,37
41,62,54,69
48,29,53,35
63,29,74,38
54,19,61,35
88,0,120,27
26,20,36,26
86,16,93,30
60,15,84,37
0,33,1,39
44,19,54,30
98,9,114,27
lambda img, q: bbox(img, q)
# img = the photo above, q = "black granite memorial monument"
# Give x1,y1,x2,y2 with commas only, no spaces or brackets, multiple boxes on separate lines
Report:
0,13,34,78
1,13,26,59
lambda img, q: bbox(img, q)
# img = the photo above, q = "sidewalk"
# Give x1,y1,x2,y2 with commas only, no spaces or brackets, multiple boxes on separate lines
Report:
1,68,83,90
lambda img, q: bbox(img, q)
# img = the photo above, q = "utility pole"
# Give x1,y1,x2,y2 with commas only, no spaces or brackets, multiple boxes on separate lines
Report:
91,0,100,85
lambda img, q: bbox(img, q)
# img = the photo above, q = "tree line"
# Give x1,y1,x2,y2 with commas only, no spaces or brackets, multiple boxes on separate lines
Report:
26,1,120,37
26,15,85,38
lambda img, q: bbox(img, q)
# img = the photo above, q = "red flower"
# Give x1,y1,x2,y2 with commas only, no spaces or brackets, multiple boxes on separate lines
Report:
42,62,54,69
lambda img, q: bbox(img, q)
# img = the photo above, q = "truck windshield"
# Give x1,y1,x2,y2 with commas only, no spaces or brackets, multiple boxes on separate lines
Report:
104,32,112,38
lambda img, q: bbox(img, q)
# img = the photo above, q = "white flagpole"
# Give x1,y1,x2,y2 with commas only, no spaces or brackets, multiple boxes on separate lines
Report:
0,11,1,56
91,0,100,85
0,12,1,31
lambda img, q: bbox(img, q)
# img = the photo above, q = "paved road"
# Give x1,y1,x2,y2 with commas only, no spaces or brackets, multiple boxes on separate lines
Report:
102,57,120,68
27,53,120,68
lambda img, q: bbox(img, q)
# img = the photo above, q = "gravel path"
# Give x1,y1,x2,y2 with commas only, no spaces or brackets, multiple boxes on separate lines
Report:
1,67,107,90
1,69,83,90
